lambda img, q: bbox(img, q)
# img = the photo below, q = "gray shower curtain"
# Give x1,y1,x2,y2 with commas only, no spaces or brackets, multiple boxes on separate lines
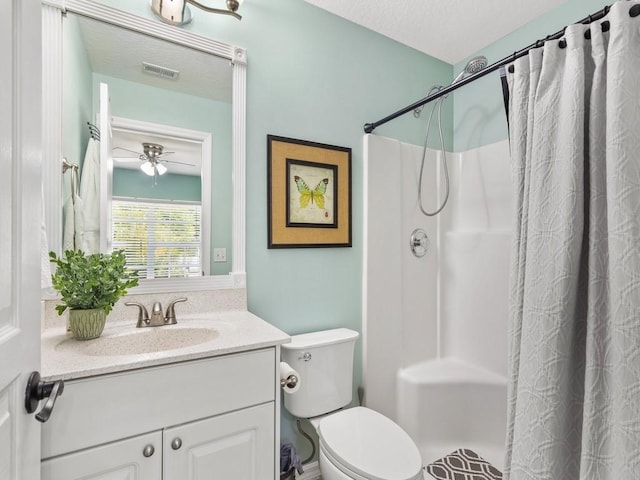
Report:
504,2,640,479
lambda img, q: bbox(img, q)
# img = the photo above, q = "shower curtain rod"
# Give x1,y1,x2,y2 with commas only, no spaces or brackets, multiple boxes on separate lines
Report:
363,2,620,134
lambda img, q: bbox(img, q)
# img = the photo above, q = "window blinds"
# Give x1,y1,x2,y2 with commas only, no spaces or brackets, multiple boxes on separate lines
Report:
112,198,202,279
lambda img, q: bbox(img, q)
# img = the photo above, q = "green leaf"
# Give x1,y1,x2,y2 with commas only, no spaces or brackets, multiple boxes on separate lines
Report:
49,249,139,315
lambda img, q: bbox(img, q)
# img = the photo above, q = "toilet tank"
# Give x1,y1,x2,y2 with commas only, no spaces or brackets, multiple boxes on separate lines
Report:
281,328,359,418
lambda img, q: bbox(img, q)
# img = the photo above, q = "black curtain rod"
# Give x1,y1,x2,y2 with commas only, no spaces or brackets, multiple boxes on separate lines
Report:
363,2,619,134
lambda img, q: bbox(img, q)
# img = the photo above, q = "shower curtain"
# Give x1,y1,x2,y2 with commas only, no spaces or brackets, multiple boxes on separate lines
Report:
505,2,640,479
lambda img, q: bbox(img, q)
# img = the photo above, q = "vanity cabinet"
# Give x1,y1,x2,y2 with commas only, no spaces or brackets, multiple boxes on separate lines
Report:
42,431,162,480
41,348,277,480
164,403,273,479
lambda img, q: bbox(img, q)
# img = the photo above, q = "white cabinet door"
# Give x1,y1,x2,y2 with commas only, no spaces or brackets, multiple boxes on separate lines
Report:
164,403,274,480
41,431,162,480
0,1,42,479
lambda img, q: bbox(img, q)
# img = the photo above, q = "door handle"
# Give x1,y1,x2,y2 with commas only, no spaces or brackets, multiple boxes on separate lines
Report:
24,371,65,423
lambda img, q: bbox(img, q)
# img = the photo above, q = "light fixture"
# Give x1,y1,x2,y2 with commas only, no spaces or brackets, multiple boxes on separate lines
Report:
141,160,168,176
151,0,244,25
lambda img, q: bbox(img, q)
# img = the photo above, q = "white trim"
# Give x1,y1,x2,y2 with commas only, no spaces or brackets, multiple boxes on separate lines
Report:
131,275,239,295
275,345,282,480
46,0,246,61
99,82,112,253
230,272,247,288
41,0,247,295
42,3,63,259
232,61,247,278
296,461,321,480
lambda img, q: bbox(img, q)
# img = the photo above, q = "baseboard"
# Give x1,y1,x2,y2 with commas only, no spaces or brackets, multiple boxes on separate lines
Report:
296,461,321,480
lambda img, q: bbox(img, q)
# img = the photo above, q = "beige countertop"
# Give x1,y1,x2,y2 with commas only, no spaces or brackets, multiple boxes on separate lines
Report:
41,311,290,381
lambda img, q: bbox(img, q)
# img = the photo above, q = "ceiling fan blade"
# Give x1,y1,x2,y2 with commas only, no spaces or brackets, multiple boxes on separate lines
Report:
113,157,143,163
113,146,144,156
162,159,197,167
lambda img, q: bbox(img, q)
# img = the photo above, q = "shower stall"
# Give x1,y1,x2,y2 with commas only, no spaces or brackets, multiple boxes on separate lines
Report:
362,134,512,469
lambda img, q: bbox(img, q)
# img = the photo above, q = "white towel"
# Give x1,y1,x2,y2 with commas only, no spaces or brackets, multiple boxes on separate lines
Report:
77,138,100,253
62,196,76,252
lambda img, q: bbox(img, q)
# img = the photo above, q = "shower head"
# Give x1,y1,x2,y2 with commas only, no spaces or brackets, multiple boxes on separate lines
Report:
412,55,488,118
465,55,489,74
452,55,488,84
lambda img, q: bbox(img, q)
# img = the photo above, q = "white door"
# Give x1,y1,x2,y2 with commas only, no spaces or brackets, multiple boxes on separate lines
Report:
164,403,274,480
0,0,43,479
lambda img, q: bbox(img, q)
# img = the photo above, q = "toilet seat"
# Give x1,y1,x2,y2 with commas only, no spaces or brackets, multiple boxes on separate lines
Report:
318,407,423,480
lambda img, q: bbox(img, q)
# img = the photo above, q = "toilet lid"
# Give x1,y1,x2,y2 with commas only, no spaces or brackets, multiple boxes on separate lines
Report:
318,407,423,480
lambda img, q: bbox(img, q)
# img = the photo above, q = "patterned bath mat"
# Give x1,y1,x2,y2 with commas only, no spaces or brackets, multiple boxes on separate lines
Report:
426,448,502,480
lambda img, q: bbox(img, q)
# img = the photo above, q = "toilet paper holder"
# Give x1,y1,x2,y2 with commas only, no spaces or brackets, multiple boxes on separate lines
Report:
279,361,300,393
280,374,299,389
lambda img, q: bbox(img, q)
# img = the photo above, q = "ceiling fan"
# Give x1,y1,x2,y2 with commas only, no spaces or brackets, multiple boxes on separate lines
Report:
113,142,195,177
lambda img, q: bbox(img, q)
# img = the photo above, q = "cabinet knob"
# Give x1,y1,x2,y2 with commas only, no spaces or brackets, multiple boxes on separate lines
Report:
171,438,182,450
142,445,155,457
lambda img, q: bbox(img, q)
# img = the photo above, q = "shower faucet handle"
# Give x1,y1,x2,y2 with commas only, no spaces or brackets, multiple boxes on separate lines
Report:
410,229,430,258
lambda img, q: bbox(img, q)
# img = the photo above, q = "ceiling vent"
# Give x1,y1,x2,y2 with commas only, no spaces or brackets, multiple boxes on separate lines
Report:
142,62,180,80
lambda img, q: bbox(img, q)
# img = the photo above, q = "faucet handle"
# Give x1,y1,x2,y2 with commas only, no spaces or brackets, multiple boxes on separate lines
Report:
165,297,187,325
125,302,150,328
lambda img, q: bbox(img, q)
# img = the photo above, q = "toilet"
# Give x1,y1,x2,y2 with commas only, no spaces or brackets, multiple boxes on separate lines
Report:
281,328,424,480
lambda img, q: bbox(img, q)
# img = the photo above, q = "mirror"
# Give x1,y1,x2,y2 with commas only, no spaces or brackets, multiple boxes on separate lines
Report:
42,0,247,294
109,114,213,278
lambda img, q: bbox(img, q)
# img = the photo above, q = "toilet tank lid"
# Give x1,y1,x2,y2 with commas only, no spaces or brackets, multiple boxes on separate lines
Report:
282,328,359,351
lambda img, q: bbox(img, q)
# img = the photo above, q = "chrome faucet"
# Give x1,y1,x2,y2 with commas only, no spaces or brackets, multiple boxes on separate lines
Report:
125,297,188,328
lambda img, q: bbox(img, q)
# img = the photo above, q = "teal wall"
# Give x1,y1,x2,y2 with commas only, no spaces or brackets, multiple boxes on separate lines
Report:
453,0,611,152
62,14,92,197
113,168,202,202
93,73,232,276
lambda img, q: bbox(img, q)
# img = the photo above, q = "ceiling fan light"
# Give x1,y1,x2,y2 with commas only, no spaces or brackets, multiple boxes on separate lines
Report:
141,161,156,176
156,163,168,175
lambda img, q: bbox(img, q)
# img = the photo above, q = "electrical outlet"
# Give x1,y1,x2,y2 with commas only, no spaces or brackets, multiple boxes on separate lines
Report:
213,248,227,263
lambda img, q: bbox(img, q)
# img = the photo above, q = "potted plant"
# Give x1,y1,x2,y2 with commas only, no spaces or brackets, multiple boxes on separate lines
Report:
49,250,139,340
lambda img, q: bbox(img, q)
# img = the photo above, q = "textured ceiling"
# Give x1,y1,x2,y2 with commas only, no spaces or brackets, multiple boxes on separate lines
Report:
75,14,232,103
303,0,570,64
71,14,229,174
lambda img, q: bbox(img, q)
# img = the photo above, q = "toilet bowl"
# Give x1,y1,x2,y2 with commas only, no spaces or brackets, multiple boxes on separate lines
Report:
312,407,423,480
281,329,424,480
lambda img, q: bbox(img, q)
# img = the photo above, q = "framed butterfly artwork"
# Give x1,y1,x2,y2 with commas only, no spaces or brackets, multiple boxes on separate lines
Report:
267,135,352,248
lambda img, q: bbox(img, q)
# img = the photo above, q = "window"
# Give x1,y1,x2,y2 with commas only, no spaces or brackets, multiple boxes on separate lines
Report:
112,198,202,279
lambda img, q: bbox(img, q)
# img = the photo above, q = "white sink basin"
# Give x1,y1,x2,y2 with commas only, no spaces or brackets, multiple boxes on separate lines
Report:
55,326,219,356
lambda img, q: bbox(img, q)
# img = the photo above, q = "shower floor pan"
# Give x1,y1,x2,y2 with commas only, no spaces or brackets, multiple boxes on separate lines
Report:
397,357,507,470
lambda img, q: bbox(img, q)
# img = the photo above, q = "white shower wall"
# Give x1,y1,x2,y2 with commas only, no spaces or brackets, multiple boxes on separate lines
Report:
363,135,512,419
363,134,438,420
440,140,512,377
